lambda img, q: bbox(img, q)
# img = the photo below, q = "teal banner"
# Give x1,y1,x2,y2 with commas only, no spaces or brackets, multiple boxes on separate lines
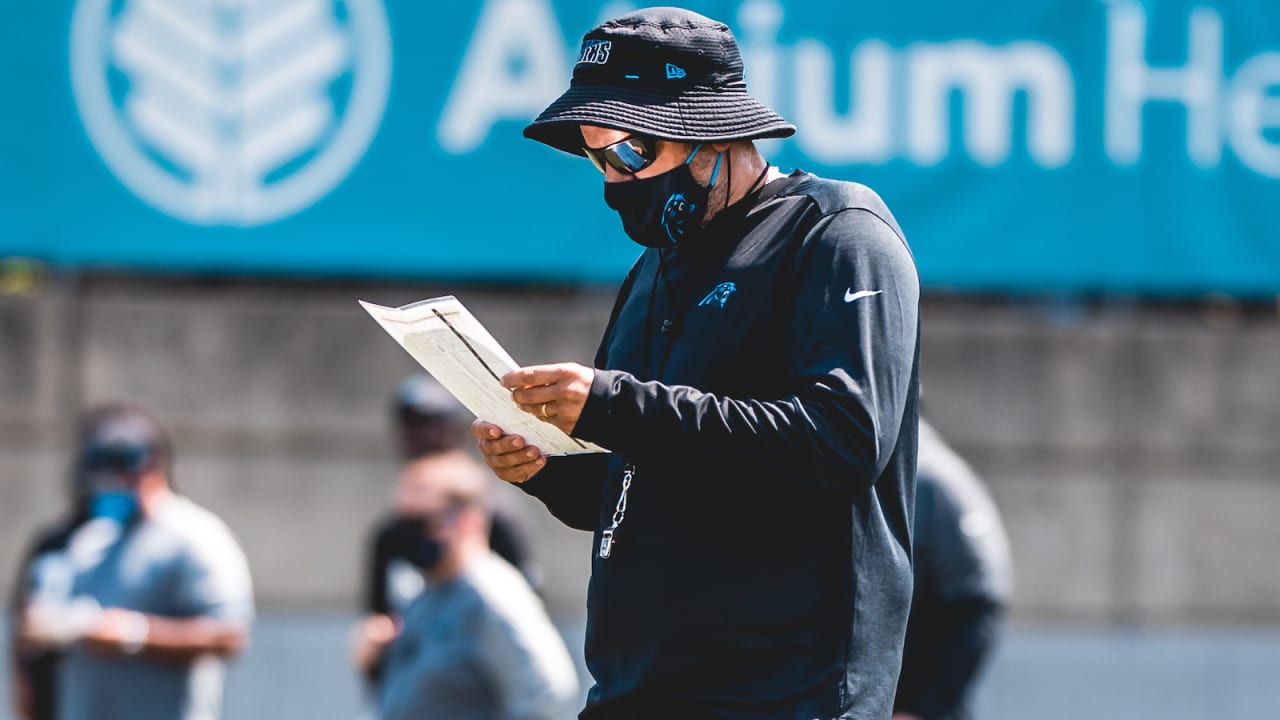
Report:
2,1,1278,295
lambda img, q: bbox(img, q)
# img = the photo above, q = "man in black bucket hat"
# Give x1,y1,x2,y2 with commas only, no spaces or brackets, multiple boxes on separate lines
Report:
474,7,921,720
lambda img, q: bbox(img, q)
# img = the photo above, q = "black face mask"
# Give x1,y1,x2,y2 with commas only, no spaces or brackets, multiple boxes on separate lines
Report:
390,516,445,570
604,145,723,250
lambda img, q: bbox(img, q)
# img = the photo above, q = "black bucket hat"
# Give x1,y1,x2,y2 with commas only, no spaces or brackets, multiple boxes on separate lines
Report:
523,6,795,156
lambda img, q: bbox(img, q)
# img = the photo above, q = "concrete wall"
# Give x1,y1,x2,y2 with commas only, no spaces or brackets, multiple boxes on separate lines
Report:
919,297,1280,625
2,275,1278,626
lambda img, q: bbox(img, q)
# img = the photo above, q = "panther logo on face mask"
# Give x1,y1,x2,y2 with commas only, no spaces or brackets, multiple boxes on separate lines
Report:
661,192,697,243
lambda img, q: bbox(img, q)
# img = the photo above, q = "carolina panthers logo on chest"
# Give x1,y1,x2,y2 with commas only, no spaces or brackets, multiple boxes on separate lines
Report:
696,282,738,309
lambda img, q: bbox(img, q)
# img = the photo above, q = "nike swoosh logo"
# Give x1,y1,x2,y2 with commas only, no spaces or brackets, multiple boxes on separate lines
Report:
844,289,883,303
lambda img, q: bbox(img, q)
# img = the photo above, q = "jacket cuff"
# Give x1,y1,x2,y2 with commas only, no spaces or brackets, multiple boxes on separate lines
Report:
573,368,619,445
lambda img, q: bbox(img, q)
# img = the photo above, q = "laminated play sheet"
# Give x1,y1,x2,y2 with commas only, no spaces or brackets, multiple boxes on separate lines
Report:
360,295,607,456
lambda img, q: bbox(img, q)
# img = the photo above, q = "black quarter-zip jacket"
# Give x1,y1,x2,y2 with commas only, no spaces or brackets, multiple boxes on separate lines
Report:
519,171,921,720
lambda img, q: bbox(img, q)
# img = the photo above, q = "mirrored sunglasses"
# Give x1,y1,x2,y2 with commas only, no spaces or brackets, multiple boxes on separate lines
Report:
80,442,154,475
583,134,658,175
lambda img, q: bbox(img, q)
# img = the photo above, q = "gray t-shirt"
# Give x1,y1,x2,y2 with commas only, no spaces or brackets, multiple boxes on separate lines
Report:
58,495,255,720
379,552,579,720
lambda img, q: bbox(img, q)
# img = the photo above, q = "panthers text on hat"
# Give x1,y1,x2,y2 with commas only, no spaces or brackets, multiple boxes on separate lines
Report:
577,40,611,65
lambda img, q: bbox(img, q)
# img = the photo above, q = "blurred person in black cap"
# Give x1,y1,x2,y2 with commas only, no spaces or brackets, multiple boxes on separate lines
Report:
350,451,579,720
13,402,254,720
391,373,473,461
472,6,921,719
893,419,1012,720
358,375,541,686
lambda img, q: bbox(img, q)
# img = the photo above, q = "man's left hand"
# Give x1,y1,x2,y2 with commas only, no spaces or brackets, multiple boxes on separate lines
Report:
502,363,594,434
80,608,148,656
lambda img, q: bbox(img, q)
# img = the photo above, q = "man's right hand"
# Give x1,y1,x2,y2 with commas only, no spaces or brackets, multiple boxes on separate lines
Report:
11,667,34,720
22,598,103,650
472,420,547,484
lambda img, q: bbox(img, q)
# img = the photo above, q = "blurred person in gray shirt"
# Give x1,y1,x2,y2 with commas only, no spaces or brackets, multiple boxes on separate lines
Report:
366,374,541,626
357,375,546,712
350,451,578,720
16,402,254,720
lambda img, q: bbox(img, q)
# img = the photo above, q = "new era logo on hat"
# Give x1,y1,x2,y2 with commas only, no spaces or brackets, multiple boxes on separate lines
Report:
665,63,686,79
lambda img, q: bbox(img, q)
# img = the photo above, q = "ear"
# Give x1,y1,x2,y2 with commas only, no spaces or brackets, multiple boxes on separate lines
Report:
136,466,169,494
454,506,487,536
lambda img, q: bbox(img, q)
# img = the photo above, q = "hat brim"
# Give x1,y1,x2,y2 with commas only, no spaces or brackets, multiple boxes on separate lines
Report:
523,82,796,156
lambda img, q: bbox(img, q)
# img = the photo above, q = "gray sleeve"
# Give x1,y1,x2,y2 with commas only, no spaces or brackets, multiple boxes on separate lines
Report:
176,525,255,622
478,602,579,720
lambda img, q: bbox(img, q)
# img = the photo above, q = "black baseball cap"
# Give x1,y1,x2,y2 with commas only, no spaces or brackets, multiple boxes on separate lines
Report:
524,6,795,156
395,374,468,421
394,374,471,457
73,403,171,490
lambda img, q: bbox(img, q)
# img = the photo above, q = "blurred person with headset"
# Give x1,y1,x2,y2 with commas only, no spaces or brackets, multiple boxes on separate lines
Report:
350,451,579,720
472,6,920,718
893,419,1013,720
13,402,254,720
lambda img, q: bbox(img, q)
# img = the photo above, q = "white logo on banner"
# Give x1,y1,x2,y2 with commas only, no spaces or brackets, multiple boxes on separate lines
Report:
70,0,392,227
